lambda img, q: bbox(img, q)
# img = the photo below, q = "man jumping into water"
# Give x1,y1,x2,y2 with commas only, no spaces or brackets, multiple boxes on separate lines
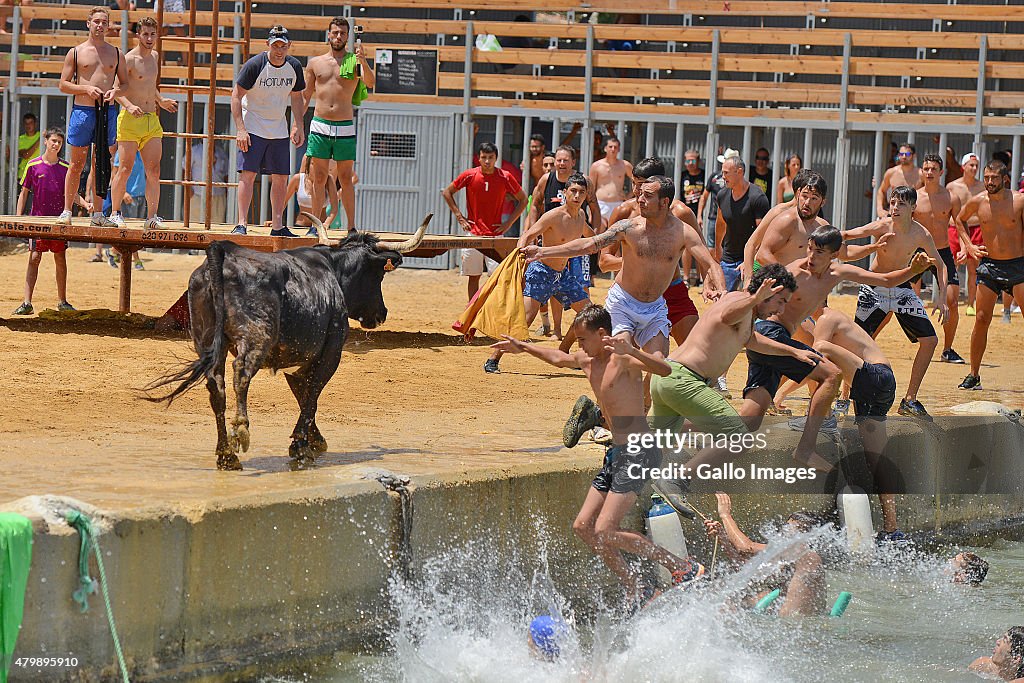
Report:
491,305,704,610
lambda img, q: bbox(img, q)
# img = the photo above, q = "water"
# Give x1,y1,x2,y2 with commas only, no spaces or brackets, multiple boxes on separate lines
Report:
268,530,1024,683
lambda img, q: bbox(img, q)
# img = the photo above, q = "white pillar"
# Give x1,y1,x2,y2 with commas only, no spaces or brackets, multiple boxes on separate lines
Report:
645,121,656,159
771,126,783,206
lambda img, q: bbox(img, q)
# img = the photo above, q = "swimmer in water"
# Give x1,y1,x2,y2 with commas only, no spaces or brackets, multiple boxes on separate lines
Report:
970,627,1024,681
950,551,989,586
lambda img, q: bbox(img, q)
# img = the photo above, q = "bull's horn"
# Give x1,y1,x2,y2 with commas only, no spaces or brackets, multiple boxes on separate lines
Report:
375,213,432,254
301,212,338,247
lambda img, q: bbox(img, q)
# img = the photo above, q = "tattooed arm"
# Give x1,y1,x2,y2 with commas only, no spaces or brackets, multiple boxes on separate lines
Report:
520,219,632,263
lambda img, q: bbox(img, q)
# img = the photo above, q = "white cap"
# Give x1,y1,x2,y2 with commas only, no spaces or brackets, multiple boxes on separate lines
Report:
716,147,740,164
960,152,979,166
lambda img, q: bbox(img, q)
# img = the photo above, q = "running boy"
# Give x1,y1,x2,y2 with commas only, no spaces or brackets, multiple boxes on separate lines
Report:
491,305,704,610
14,127,91,315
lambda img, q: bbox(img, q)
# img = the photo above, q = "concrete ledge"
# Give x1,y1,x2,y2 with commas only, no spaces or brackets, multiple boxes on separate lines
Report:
6,417,1024,681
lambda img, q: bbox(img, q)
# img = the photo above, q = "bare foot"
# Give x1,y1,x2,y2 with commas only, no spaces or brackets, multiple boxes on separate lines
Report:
793,449,834,473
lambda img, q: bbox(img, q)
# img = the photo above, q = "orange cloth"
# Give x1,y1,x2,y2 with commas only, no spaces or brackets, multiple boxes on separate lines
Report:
453,250,529,341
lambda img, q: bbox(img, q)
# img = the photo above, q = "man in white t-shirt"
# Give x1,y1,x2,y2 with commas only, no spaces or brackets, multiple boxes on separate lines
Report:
230,25,306,236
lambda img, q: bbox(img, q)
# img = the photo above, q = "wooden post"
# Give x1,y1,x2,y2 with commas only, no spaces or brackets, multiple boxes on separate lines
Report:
117,248,133,313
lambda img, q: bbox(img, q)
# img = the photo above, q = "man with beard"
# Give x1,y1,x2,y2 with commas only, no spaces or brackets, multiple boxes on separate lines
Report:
844,186,948,418
914,154,965,364
877,142,922,218
955,161,1024,390
523,133,547,185
303,17,374,233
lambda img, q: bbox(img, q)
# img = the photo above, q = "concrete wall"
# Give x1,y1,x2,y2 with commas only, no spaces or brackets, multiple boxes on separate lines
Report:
5,416,1024,681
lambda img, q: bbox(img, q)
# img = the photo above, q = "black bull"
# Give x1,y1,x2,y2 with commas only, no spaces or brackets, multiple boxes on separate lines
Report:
147,214,430,470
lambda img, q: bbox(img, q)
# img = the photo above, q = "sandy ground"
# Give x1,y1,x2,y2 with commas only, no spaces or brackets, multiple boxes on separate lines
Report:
1,245,1021,511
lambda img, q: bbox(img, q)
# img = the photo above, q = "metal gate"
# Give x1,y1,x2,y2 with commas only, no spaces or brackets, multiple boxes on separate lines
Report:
355,108,459,269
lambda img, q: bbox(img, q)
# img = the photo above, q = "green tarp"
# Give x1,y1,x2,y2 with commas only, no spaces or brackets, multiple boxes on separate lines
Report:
0,513,32,683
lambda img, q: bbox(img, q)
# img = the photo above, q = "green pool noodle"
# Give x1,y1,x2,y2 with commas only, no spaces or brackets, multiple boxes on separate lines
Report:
753,588,782,613
830,591,852,617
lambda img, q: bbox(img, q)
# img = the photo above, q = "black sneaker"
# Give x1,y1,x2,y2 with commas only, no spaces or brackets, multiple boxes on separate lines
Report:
897,398,931,419
483,358,501,374
940,348,966,364
270,227,298,237
562,395,601,448
958,374,982,390
231,224,247,235
651,479,696,520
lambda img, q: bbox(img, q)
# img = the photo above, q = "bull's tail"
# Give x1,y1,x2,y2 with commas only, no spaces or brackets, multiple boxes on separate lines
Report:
144,242,228,404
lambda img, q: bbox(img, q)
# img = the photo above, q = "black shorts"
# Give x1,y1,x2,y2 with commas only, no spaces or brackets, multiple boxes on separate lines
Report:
855,284,936,343
744,320,820,398
937,247,959,287
977,256,1024,296
850,362,896,422
592,442,662,496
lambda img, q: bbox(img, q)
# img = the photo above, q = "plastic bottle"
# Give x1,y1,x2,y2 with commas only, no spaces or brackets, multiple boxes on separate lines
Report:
837,486,875,557
646,494,689,587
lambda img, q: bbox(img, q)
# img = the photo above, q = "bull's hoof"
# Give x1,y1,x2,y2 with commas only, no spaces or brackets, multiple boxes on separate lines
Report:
217,453,243,471
230,424,251,453
289,456,316,471
289,439,316,469
308,432,328,453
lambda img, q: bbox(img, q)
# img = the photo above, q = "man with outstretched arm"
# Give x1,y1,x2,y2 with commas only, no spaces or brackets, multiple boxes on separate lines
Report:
491,305,705,611
523,175,723,360
843,186,948,418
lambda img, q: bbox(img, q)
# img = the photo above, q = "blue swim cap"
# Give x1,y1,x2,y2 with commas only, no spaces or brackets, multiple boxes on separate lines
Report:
529,615,566,659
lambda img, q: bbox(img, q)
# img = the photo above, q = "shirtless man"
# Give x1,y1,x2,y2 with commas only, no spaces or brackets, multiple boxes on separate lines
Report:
589,137,633,227
948,152,986,315
877,142,923,218
914,154,965,364
648,265,820,491
955,161,1024,390
56,6,128,227
605,157,724,344
523,133,547,186
485,172,593,372
524,175,722,359
811,307,903,540
106,17,177,230
843,187,947,418
739,226,933,469
303,17,374,233
490,305,704,610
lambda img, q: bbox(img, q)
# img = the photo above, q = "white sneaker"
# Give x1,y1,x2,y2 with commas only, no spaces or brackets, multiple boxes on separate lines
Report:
144,216,165,230
589,426,613,444
91,212,117,227
107,212,126,228
55,210,73,226
715,375,732,399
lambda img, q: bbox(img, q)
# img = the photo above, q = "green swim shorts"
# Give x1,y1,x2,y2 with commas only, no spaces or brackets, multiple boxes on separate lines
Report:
306,117,356,161
649,360,747,436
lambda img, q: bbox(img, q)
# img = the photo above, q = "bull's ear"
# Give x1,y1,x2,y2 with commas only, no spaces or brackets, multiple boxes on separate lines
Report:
384,258,397,272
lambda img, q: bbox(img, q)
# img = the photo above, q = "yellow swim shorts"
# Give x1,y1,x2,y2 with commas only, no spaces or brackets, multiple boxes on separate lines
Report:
116,110,163,149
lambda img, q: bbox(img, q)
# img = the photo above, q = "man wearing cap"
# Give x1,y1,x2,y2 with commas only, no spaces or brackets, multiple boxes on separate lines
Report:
231,25,307,236
948,152,985,316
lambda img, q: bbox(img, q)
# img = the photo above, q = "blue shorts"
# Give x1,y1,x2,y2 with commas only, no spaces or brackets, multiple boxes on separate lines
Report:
720,258,744,292
569,255,593,288
67,104,118,148
238,134,291,176
524,261,588,308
